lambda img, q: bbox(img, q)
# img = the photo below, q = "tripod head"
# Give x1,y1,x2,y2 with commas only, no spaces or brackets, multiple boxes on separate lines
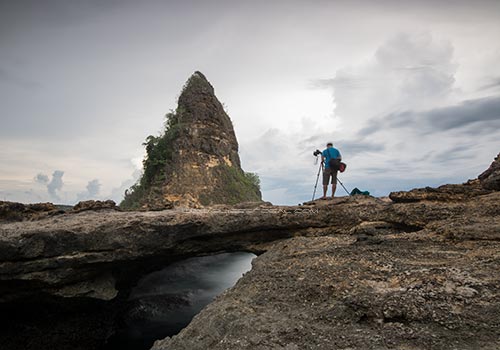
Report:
313,149,324,166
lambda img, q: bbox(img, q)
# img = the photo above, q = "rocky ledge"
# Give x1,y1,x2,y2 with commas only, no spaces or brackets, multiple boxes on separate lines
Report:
153,226,500,350
0,197,383,302
479,152,500,190
152,155,500,350
0,154,499,349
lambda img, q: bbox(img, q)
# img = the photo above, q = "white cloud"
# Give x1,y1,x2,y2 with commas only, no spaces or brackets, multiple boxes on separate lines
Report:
47,170,64,201
325,33,500,192
329,32,458,131
241,32,500,203
109,169,142,204
76,179,101,202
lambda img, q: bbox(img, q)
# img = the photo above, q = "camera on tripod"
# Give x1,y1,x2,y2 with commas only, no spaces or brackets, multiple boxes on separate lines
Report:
313,149,322,157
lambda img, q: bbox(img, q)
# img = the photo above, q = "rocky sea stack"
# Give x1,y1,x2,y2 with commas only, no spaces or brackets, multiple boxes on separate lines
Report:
121,72,261,209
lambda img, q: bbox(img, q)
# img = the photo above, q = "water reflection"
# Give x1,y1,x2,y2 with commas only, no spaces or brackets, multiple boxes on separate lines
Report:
106,252,255,350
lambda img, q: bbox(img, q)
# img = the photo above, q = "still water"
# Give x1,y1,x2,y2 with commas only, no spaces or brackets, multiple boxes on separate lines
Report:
106,252,255,350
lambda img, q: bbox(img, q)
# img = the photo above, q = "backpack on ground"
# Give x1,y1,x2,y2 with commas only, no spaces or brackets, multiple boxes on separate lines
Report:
350,187,370,196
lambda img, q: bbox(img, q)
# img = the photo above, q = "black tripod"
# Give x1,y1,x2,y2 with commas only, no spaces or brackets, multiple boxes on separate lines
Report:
336,177,351,196
312,161,323,201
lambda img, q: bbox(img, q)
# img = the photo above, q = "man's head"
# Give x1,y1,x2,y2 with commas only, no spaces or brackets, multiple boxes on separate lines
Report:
326,142,333,148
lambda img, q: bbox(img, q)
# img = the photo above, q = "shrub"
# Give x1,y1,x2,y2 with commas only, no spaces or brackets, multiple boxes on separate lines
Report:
120,112,181,209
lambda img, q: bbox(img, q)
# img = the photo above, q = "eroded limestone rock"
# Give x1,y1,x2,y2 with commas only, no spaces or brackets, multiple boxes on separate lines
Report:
479,152,500,190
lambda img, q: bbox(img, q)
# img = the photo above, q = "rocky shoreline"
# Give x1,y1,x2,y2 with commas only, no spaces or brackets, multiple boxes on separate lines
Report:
153,198,500,347
153,154,500,349
0,153,499,349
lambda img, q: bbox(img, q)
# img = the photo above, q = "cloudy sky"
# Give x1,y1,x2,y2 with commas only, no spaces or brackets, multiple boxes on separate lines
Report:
1,0,499,205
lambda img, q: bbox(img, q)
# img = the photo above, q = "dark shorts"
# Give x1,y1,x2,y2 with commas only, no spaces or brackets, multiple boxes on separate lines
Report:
323,167,338,186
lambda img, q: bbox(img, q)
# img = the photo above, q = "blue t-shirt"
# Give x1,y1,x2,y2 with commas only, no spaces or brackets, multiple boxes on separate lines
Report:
322,147,341,169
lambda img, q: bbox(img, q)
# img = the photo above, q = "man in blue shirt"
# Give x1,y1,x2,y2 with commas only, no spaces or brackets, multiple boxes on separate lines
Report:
321,142,342,199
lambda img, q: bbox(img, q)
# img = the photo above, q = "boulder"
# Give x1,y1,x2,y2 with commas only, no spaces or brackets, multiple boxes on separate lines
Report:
0,201,62,222
72,200,118,213
389,179,490,202
478,152,500,190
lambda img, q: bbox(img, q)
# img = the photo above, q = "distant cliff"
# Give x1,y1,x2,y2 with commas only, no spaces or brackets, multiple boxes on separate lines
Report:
121,72,261,209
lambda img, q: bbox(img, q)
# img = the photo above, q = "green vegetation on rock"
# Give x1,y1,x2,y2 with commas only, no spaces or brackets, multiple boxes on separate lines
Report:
120,71,262,210
199,165,261,206
120,111,180,210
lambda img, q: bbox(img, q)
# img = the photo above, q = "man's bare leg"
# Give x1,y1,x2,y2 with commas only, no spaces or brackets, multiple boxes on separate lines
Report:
321,185,327,199
331,184,337,198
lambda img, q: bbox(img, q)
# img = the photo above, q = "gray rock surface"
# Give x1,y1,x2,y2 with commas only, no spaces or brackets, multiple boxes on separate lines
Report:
0,196,387,302
0,201,64,222
153,191,500,350
72,199,118,213
479,152,500,190
389,179,491,202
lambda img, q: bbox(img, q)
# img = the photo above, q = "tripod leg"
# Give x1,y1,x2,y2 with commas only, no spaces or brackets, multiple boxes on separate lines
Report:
336,178,351,196
312,162,323,201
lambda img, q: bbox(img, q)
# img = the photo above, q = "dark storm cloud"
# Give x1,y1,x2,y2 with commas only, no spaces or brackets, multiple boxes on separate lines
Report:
432,144,476,163
423,96,500,131
359,95,500,136
0,0,242,140
340,140,385,155
0,0,121,31
301,134,385,157
479,77,500,91
0,0,232,39
359,158,418,175
357,118,383,137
